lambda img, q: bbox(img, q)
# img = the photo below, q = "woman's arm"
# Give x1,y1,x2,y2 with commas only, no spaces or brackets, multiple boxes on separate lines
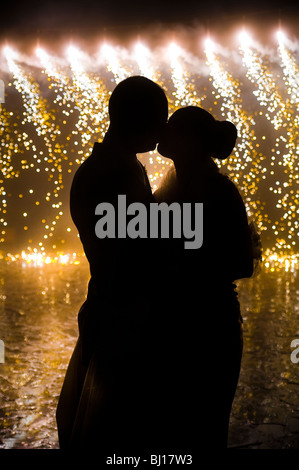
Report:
217,179,254,281
154,166,178,204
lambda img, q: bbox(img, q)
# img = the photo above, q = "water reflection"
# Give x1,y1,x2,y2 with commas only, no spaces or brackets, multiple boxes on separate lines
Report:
0,261,89,448
0,263,298,448
230,271,299,448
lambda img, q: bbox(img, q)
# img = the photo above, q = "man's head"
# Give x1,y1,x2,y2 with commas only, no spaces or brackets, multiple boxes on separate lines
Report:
108,76,168,152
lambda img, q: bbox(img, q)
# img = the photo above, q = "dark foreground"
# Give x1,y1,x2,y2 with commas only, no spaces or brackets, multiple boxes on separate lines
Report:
0,262,298,449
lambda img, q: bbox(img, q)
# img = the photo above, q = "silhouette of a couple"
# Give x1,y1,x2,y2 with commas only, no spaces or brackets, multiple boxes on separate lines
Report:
56,76,254,453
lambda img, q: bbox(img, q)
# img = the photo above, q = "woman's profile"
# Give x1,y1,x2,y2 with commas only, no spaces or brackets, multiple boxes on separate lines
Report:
155,106,256,449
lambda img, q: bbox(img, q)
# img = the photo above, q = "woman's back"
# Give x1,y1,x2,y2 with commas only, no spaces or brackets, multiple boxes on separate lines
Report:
155,105,256,448
155,165,253,288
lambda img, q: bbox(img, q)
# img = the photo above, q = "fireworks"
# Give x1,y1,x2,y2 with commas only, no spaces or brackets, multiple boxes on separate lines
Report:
100,43,131,84
133,42,158,82
167,42,201,108
0,31,298,270
204,38,263,222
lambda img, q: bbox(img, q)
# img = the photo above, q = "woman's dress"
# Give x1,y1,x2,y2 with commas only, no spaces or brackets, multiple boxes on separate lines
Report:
154,165,254,448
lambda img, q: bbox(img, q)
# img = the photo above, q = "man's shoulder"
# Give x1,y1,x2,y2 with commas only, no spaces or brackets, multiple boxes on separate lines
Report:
72,144,118,187
70,143,127,206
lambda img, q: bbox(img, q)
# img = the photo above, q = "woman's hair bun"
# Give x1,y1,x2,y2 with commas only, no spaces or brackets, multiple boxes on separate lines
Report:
211,120,238,160
166,106,238,161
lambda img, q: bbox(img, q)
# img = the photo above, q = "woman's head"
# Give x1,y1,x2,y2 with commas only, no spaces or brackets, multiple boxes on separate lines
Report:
157,106,237,163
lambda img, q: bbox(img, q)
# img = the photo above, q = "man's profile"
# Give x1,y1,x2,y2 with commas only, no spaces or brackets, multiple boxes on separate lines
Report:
56,76,169,451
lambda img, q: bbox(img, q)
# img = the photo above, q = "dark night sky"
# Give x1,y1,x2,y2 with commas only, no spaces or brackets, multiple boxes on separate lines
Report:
2,0,298,39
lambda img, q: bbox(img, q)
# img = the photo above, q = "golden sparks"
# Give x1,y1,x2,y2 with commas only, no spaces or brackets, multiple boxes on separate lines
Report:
1,33,298,270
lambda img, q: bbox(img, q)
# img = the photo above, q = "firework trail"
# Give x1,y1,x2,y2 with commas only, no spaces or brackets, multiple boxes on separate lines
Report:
0,36,298,268
239,32,299,254
101,44,131,84
204,38,267,236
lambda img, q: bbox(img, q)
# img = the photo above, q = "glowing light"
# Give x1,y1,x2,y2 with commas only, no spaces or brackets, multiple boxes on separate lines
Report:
239,30,252,48
1,36,299,271
276,30,286,44
133,42,157,80
263,249,299,273
204,38,215,54
277,32,299,104
36,47,68,84
167,42,202,107
100,43,130,83
67,45,84,74
239,32,289,130
238,31,299,253
8,250,84,266
3,46,18,62
204,36,267,245
168,42,182,60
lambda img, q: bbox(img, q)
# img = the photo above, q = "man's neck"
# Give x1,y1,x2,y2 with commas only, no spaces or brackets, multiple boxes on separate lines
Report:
101,130,137,163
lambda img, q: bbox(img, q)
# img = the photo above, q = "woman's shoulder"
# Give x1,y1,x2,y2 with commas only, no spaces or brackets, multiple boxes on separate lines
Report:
154,166,178,203
205,172,248,222
214,171,244,202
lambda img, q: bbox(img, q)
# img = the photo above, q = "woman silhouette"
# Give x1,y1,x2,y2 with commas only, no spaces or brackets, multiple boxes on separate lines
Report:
155,106,254,449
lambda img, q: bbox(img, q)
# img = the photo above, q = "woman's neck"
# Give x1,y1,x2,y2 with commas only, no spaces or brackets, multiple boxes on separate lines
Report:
174,154,218,186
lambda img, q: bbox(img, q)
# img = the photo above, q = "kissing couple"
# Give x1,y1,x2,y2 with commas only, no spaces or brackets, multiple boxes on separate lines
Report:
56,76,256,453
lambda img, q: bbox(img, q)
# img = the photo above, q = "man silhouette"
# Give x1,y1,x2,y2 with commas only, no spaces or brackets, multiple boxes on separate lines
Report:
56,76,168,451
